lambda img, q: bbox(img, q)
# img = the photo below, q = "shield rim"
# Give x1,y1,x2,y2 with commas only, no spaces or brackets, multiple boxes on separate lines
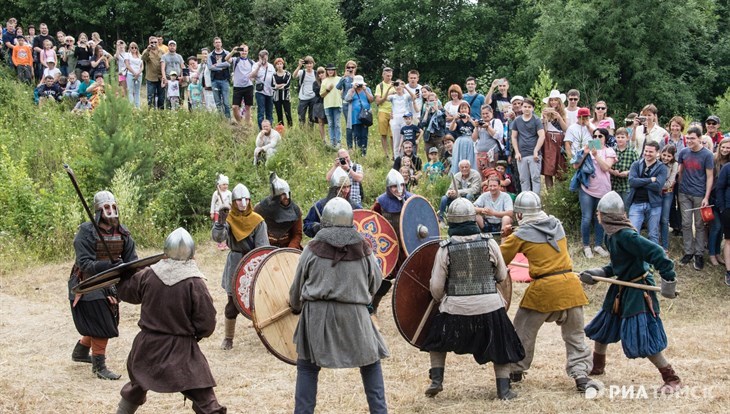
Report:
250,247,302,366
399,195,440,256
353,208,400,278
232,246,277,320
391,239,440,350
72,253,165,294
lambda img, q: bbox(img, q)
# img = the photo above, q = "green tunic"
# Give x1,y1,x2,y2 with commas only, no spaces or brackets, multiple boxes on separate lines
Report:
600,229,675,318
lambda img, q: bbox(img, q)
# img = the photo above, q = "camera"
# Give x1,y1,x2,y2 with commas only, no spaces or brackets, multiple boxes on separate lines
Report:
355,83,363,88
459,113,467,119
339,157,347,165
478,120,485,126
624,118,634,127
638,116,647,125
393,81,400,86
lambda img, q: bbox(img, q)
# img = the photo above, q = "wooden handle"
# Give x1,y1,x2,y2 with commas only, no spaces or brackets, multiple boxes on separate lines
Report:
256,307,293,329
411,299,436,345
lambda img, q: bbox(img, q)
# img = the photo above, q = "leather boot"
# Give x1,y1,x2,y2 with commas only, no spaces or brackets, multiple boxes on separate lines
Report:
92,355,121,380
658,365,683,394
116,398,139,414
221,318,235,350
575,377,599,393
71,340,92,363
496,378,517,400
424,368,444,397
590,352,606,375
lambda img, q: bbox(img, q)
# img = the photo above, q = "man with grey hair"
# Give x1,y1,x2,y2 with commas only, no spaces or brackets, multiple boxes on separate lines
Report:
438,159,481,224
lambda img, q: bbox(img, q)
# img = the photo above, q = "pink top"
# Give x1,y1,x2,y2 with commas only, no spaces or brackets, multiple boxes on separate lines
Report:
582,147,616,198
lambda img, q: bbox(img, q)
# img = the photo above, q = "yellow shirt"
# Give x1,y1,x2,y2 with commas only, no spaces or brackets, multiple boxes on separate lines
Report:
375,81,394,113
320,76,342,109
500,235,588,313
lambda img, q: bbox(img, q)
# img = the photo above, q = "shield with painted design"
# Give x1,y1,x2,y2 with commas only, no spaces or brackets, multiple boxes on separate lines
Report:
353,209,399,278
232,246,277,320
399,195,440,256
391,240,440,349
251,248,302,365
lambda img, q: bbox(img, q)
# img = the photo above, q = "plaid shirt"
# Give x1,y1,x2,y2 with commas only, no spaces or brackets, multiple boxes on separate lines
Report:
611,146,638,193
349,163,363,205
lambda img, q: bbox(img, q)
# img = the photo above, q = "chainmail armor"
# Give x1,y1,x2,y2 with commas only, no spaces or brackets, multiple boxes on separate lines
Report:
446,239,497,296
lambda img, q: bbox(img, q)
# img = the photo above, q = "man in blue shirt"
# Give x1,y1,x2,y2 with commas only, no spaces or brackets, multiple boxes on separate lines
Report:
463,77,485,120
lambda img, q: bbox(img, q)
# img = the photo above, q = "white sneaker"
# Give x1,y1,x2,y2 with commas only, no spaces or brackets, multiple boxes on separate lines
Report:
583,246,594,259
594,246,609,257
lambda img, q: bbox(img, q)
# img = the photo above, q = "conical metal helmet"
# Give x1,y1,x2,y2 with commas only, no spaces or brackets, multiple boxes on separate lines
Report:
513,191,542,217
164,227,195,261
597,191,625,215
447,197,476,223
321,197,353,228
270,172,290,198
231,183,251,201
329,167,351,188
93,190,118,219
385,169,406,199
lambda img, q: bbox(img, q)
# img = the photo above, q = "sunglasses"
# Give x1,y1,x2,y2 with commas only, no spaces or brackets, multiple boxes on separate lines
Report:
346,66,355,69
595,107,606,110
707,121,718,125
568,98,579,101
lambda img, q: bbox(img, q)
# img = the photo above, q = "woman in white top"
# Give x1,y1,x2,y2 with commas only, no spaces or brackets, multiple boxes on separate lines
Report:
387,79,416,157
115,40,129,98
591,100,615,136
198,48,217,112
443,84,465,125
124,42,144,108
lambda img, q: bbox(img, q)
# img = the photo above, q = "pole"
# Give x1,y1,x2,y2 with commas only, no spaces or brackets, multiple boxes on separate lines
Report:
63,164,115,262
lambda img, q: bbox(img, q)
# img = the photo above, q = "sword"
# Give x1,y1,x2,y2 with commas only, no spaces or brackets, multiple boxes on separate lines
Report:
63,164,115,263
507,261,676,294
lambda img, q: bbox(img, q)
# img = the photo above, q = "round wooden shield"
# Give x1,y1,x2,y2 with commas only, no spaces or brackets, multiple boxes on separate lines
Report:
353,209,399,278
399,195,440,256
232,246,277,320
250,248,302,365
391,240,440,349
72,253,164,294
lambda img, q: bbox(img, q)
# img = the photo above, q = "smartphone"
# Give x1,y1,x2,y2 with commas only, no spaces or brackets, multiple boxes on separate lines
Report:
588,139,602,151
497,79,505,86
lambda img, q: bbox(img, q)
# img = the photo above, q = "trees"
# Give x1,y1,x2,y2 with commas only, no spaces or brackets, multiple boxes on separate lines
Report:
280,0,351,66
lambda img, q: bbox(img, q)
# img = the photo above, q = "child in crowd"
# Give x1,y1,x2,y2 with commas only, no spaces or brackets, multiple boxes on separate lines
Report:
400,112,422,155
400,156,418,185
441,136,454,172
72,95,93,113
35,76,63,104
400,165,415,191
188,73,203,110
495,160,516,196
41,39,56,69
609,127,638,207
209,174,232,250
167,71,181,110
64,72,80,99
42,59,61,82
659,145,678,253
424,147,445,182
12,35,34,84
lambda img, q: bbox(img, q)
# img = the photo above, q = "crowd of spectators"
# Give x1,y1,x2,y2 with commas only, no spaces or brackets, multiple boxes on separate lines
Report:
3,17,730,285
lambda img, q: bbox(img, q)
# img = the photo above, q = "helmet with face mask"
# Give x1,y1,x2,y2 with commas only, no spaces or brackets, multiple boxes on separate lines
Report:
93,190,119,220
164,227,195,261
385,169,406,200
231,183,251,210
270,172,291,199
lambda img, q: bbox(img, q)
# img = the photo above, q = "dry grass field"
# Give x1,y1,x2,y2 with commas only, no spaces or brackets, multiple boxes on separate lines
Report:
1,240,729,414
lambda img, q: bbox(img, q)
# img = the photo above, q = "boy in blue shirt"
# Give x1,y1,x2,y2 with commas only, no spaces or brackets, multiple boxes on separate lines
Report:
400,112,421,154
423,147,445,182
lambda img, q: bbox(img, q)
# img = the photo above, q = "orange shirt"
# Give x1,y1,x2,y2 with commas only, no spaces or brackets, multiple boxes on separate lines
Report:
12,44,33,66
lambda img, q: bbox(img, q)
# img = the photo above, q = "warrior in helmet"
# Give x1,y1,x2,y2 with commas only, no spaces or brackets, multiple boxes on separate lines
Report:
212,183,269,350
420,197,524,400
303,168,362,238
115,228,226,413
210,174,232,251
369,169,413,313
582,191,682,393
290,197,389,413
254,173,303,249
69,190,138,380
499,191,598,393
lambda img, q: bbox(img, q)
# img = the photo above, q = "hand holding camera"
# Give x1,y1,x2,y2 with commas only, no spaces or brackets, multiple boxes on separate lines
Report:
459,113,467,119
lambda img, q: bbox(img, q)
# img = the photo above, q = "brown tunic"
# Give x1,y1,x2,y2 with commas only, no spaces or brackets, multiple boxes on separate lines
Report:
117,267,217,392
